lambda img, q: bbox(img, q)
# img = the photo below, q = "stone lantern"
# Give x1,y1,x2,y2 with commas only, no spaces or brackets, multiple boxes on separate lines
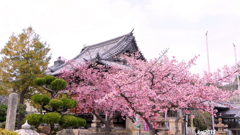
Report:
215,118,228,135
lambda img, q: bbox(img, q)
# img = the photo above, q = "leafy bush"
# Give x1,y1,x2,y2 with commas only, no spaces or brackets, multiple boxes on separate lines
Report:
25,114,43,127
193,111,211,131
49,79,67,90
44,76,56,85
16,104,27,126
0,118,5,122
0,105,7,122
42,112,61,124
0,105,7,110
0,123,5,128
0,128,19,135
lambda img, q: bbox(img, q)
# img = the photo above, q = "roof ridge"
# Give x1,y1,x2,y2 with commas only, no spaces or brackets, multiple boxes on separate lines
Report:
46,29,136,75
101,36,133,59
82,30,133,49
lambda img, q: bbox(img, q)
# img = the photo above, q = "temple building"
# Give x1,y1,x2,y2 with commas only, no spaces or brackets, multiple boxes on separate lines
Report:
45,30,144,76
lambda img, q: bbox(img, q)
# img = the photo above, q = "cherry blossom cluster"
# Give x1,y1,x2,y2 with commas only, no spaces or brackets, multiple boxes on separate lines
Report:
60,53,238,130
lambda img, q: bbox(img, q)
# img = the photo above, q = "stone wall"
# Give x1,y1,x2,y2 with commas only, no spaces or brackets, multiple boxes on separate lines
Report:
168,117,184,135
125,117,137,132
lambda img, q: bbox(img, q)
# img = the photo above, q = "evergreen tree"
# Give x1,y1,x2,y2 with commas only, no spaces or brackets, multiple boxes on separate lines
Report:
0,27,51,128
25,75,86,135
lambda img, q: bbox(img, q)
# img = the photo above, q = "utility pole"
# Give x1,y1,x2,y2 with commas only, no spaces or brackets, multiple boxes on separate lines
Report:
233,43,240,102
206,31,210,72
206,31,215,131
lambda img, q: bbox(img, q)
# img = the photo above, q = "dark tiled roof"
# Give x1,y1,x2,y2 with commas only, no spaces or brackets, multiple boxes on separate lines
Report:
222,83,238,91
46,30,142,75
217,109,240,117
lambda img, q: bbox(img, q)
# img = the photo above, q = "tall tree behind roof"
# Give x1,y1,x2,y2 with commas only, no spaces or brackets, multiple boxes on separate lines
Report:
0,27,51,128
0,27,51,102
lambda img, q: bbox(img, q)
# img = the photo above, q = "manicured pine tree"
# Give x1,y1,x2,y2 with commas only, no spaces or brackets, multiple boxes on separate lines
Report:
26,75,86,135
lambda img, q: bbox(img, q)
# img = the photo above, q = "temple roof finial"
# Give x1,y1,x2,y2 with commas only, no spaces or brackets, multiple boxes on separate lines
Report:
131,29,134,34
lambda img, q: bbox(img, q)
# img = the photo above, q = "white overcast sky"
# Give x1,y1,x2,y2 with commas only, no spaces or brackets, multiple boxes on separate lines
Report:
1,0,240,74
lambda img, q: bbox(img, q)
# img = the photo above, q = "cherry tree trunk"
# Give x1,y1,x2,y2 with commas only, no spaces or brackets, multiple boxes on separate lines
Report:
143,117,155,135
175,117,181,135
93,112,111,135
149,129,155,135
105,120,111,135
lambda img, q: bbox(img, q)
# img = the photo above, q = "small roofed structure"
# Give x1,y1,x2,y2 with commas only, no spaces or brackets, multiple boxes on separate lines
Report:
45,30,144,76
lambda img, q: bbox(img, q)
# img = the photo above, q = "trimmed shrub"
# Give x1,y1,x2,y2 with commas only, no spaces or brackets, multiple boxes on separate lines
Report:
33,78,46,86
60,115,78,128
31,94,50,106
76,117,86,127
61,98,77,109
25,114,43,127
44,76,56,85
60,115,86,128
49,79,67,90
42,112,61,124
49,99,63,111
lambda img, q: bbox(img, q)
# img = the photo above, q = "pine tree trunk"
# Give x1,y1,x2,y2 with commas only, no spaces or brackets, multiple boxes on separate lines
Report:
49,124,54,135
17,90,26,129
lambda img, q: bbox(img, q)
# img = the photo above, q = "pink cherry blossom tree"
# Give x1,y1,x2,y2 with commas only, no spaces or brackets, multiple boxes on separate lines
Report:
60,52,237,135
59,61,123,134
99,53,237,135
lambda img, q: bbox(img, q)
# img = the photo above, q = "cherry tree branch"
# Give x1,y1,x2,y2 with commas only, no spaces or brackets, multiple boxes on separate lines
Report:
119,48,169,87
